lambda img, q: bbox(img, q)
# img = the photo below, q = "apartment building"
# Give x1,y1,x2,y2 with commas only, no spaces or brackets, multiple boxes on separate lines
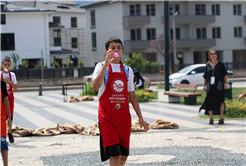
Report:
1,0,87,68
81,1,246,67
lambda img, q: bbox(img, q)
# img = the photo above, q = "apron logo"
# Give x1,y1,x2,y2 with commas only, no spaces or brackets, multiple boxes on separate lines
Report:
115,104,121,109
112,79,124,93
6,84,10,90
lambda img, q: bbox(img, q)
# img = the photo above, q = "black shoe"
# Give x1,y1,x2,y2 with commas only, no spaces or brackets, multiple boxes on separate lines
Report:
218,119,224,124
209,119,214,125
8,133,14,143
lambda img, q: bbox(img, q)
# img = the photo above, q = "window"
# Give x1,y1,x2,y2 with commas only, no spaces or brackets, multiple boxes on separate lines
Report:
1,33,15,51
71,17,77,28
130,4,141,16
91,10,96,27
170,4,179,15
53,29,61,46
1,14,6,24
92,32,97,49
131,29,141,40
170,28,180,39
146,28,156,40
234,27,242,37
195,4,206,15
233,4,241,15
196,28,206,39
53,16,60,24
146,4,155,16
71,38,77,48
1,4,5,11
212,27,221,39
212,4,220,15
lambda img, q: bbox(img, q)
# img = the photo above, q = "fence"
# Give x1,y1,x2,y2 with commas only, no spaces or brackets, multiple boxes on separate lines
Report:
10,61,246,79
12,67,95,80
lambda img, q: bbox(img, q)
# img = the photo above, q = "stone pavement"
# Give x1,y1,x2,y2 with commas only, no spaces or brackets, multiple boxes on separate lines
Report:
2,89,246,165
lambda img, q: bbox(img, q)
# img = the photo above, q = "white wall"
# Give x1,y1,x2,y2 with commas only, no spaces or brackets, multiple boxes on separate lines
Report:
1,12,51,68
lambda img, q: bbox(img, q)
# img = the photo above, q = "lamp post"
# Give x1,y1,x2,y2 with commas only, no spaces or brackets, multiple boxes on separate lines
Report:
164,1,169,91
171,9,178,65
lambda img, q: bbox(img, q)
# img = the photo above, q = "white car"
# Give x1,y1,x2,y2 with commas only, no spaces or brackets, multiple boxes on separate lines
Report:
169,64,233,87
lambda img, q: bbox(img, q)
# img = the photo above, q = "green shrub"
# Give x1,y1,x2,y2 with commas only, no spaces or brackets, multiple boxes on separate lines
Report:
44,61,48,68
82,82,98,96
54,61,60,68
225,99,246,118
22,60,28,69
135,90,151,102
34,63,40,68
79,57,84,67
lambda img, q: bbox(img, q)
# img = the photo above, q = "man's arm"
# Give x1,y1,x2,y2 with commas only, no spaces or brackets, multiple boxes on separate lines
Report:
128,91,148,132
4,78,17,90
92,64,108,91
4,96,12,128
238,91,246,101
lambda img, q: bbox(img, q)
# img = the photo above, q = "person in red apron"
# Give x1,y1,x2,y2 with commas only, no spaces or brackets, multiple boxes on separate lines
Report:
1,58,18,143
92,37,149,166
1,80,12,166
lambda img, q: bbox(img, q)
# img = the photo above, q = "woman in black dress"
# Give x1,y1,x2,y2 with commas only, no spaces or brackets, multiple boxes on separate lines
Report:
134,71,144,90
199,49,228,124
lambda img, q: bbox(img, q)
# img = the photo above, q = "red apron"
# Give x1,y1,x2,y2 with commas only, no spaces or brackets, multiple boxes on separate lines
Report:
0,89,7,137
1,72,14,116
99,62,131,149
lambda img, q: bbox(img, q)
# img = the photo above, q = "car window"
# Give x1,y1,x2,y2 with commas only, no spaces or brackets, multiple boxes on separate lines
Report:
178,66,194,73
192,67,205,74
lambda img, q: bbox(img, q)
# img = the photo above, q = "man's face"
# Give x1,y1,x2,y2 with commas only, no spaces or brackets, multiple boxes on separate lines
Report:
1,61,12,72
108,42,124,59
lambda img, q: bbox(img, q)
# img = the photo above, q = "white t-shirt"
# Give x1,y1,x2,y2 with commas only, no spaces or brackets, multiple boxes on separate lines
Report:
1,71,17,85
93,62,135,99
135,79,143,87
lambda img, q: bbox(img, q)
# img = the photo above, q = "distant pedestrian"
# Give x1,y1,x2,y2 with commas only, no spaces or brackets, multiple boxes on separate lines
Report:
1,58,18,143
238,91,246,101
1,80,12,166
92,36,148,166
199,49,228,125
134,71,144,90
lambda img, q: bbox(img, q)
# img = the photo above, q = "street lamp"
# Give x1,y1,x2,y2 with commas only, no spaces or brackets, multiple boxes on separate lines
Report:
171,10,178,65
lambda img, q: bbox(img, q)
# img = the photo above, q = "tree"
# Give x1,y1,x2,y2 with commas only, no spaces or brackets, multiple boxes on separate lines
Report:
5,52,20,69
150,34,174,57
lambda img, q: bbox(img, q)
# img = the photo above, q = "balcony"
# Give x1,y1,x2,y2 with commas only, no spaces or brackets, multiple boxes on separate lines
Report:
162,15,215,24
123,15,150,28
124,40,151,53
176,39,216,48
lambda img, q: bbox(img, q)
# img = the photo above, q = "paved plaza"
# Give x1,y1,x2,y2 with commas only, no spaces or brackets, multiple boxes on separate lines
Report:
2,89,246,165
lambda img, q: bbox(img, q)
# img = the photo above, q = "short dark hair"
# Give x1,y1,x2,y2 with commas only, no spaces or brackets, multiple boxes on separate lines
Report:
2,58,11,64
105,36,123,51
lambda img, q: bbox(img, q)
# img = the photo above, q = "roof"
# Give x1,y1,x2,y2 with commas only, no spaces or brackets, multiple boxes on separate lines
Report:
80,0,123,8
5,1,85,13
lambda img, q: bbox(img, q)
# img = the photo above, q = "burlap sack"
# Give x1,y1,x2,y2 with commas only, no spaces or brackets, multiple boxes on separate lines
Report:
32,128,53,136
131,118,151,132
150,119,179,129
47,124,61,135
82,123,100,136
11,127,32,137
58,123,77,134
79,96,94,101
74,124,86,135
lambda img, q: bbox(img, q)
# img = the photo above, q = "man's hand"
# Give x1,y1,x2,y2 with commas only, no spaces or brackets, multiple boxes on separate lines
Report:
238,94,243,101
105,49,114,66
203,85,206,91
139,118,149,132
4,78,12,84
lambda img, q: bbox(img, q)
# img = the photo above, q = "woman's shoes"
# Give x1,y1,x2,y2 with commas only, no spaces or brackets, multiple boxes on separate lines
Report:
218,119,224,124
209,119,214,124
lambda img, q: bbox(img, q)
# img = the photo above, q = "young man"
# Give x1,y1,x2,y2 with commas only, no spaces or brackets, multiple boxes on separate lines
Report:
1,80,12,166
1,58,18,143
92,36,149,166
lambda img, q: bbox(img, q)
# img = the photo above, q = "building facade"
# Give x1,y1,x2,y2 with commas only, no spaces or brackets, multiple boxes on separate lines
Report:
1,0,87,68
82,1,246,67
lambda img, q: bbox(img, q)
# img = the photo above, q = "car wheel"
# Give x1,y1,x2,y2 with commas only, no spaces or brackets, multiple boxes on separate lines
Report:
181,80,189,84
